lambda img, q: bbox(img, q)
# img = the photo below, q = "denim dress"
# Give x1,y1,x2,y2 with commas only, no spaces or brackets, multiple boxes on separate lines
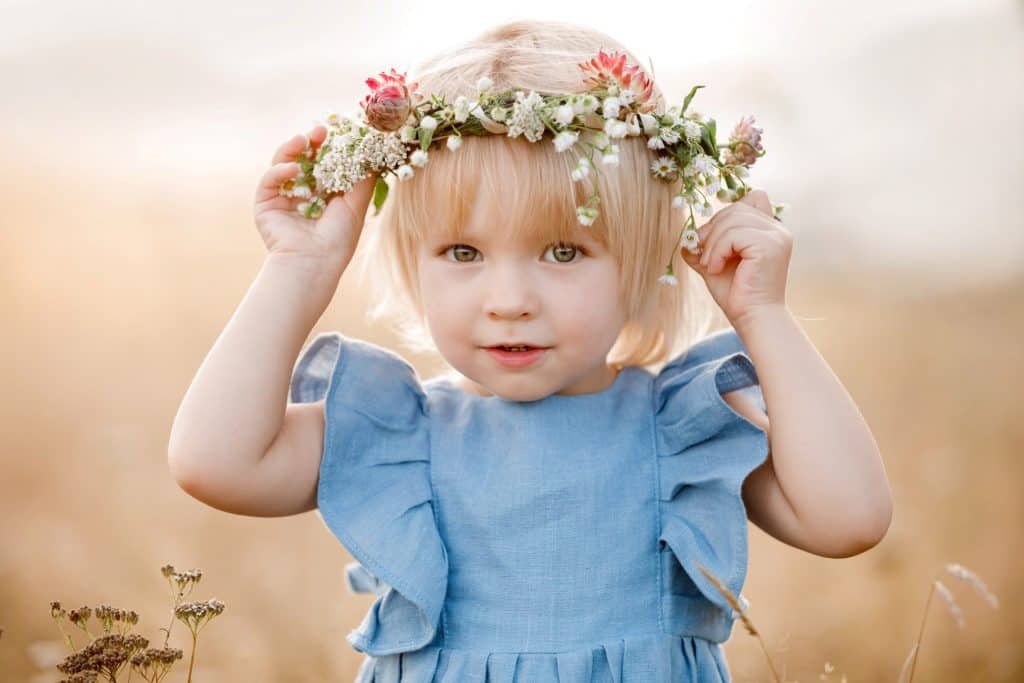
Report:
289,327,770,683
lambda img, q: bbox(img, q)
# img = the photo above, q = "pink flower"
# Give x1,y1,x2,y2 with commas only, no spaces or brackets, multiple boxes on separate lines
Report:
360,68,422,132
723,115,764,166
577,50,656,113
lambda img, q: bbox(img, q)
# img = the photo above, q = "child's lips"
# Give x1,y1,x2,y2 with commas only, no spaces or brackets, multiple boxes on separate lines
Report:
483,346,550,368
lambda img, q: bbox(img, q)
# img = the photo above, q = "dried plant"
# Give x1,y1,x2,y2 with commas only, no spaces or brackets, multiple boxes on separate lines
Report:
48,564,224,682
898,561,1000,683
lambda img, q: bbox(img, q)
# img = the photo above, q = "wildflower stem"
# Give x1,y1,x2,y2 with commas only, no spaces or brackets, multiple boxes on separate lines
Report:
186,631,198,683
905,581,936,683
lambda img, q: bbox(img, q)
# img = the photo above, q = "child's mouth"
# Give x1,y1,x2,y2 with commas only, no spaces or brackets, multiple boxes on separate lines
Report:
484,345,549,368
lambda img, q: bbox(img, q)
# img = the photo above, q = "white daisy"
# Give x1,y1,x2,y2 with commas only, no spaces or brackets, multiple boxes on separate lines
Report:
650,156,678,178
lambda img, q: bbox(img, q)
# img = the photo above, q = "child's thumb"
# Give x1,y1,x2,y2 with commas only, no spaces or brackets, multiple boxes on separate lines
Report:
322,175,378,227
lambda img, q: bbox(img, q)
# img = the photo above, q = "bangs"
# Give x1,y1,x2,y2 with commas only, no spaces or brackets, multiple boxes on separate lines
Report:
394,135,608,248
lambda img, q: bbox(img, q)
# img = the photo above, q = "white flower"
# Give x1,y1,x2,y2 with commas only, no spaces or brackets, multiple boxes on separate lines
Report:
647,136,665,150
706,179,722,195
658,273,678,286
399,125,417,143
683,120,702,142
396,164,414,180
664,107,681,126
476,76,494,93
601,144,620,166
693,153,716,175
555,104,575,127
602,96,621,119
639,113,659,136
625,114,641,136
619,88,636,105
453,96,473,123
571,158,591,181
685,109,707,123
419,115,438,131
576,206,599,226
607,84,620,96
699,202,713,217
681,229,701,252
650,156,678,178
734,165,750,178
672,195,686,209
553,131,579,152
446,135,463,151
659,126,681,145
576,94,599,114
507,90,546,142
591,131,610,150
604,119,629,139
490,106,508,122
410,149,429,167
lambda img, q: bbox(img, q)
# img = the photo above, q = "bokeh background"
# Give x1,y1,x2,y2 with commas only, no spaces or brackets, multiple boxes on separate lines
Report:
2,0,1022,680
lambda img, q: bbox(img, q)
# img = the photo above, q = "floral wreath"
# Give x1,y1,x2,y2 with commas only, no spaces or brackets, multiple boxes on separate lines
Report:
278,49,784,286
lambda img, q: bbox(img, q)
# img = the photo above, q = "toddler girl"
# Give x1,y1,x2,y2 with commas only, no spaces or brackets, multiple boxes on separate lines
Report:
168,19,893,682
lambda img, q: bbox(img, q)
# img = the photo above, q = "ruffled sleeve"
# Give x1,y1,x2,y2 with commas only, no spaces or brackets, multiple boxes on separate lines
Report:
653,328,770,642
289,332,448,656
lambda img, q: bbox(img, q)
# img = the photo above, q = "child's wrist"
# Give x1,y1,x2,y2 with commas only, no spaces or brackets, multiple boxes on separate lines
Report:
731,303,791,337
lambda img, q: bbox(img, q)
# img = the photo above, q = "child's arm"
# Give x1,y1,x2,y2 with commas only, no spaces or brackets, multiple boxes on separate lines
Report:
167,125,377,517
732,305,894,558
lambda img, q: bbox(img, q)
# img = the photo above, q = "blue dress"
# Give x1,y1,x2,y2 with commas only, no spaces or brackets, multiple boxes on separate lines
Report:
289,328,770,682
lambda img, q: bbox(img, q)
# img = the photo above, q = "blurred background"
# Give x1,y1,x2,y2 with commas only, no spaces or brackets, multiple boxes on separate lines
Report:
2,0,1022,680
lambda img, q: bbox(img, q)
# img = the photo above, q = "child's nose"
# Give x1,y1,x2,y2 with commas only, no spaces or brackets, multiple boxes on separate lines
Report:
483,265,540,320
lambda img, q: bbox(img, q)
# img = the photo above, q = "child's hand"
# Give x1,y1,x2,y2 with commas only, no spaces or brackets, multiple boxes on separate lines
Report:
679,189,793,327
253,124,377,264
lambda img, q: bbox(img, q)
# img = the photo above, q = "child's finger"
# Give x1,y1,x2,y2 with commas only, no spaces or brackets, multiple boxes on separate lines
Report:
270,133,310,166
254,161,301,205
738,189,773,217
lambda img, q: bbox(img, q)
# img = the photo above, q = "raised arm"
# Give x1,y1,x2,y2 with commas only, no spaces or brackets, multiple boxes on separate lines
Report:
167,125,376,517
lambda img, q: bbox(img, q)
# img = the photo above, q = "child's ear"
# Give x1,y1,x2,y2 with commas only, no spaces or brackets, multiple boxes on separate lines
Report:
738,189,773,217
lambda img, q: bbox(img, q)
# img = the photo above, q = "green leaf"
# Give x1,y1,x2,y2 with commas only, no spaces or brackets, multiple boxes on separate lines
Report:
418,127,434,151
372,176,389,216
681,85,705,114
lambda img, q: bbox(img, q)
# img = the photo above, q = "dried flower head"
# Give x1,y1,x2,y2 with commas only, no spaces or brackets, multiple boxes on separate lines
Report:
175,598,226,636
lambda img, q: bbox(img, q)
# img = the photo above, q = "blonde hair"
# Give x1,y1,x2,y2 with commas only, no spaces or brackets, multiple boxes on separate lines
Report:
351,19,723,375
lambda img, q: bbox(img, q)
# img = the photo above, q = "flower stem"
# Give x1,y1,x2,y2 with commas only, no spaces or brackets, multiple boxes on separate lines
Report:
187,631,198,683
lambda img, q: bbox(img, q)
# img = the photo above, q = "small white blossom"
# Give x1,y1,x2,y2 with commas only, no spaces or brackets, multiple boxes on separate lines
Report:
672,195,686,209
396,164,414,180
399,125,417,143
577,205,599,226
591,131,610,150
602,144,620,166
410,149,429,167
706,179,722,195
602,96,621,119
639,113,659,136
683,120,702,142
650,156,678,178
555,104,575,127
693,153,716,175
625,114,642,136
476,76,494,93
604,119,629,139
571,159,591,181
699,202,713,217
660,126,681,144
507,90,546,142
576,94,599,114
647,136,665,150
453,96,473,123
681,229,701,252
664,107,682,126
658,273,678,286
419,115,438,131
490,106,508,122
607,84,620,96
446,135,463,151
685,110,708,123
553,131,579,152
619,88,636,105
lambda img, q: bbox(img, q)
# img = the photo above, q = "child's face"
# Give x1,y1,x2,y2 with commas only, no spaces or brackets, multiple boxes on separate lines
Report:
416,198,628,402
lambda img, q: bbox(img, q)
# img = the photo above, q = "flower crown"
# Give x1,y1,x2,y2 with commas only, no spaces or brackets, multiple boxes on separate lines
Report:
278,49,782,285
